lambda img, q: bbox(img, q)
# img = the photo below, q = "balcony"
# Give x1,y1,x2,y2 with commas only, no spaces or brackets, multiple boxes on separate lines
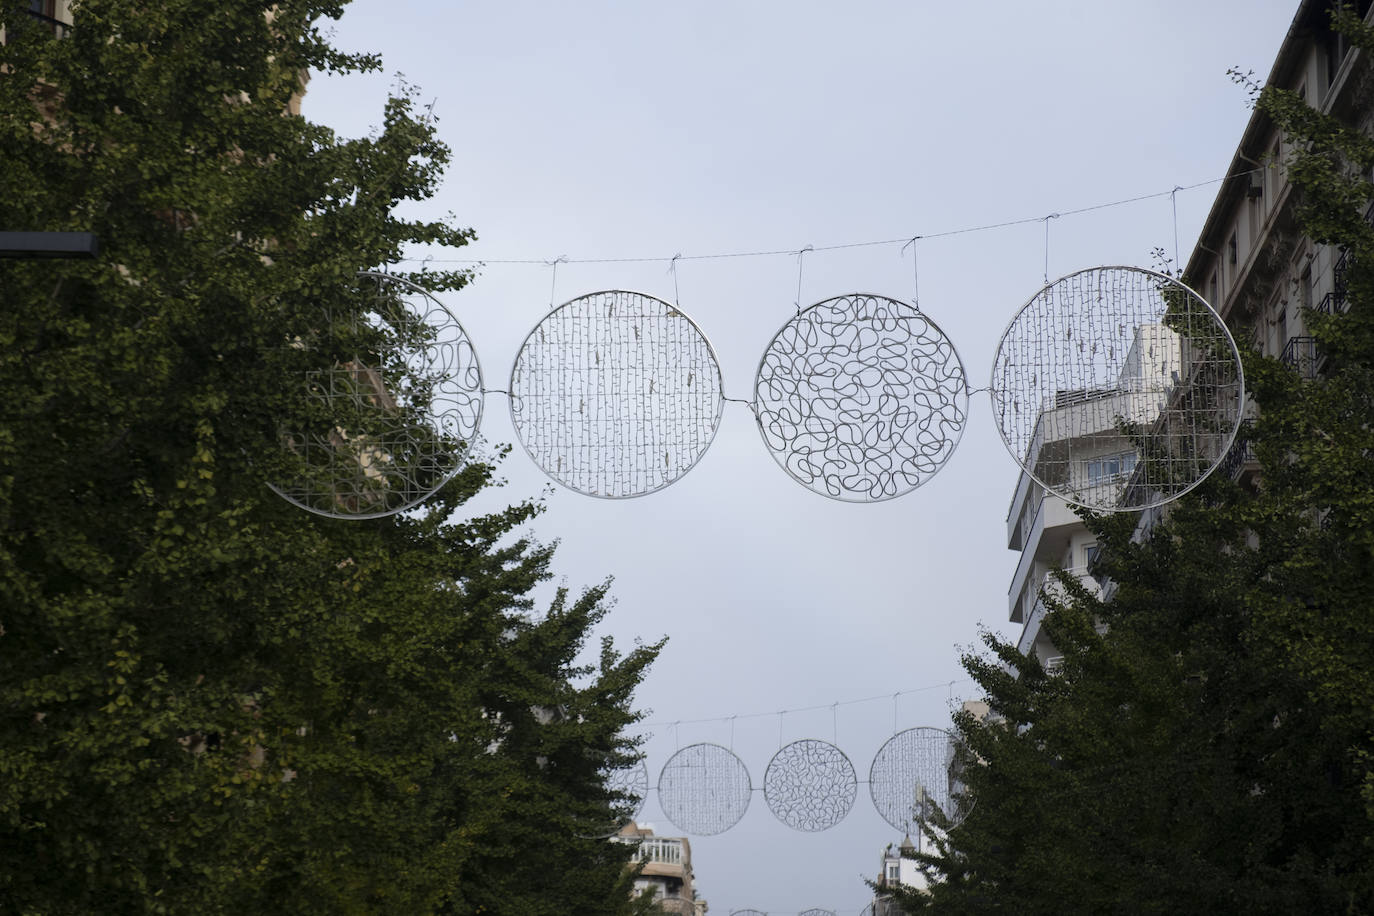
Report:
1217,420,1257,481
1280,335,1320,379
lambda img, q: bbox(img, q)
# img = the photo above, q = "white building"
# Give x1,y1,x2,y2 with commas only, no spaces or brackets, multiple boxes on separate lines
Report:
872,835,927,915
616,821,708,915
1007,0,1374,665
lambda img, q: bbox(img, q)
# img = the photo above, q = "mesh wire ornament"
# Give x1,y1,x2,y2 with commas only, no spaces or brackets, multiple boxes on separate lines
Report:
869,727,969,834
581,759,650,838
729,910,768,916
509,290,724,498
657,742,752,836
763,739,858,832
269,271,483,519
990,266,1244,511
754,294,968,502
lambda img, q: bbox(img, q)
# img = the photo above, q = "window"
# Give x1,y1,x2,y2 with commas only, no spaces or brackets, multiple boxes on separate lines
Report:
887,863,900,883
1228,233,1238,266
1086,452,1137,485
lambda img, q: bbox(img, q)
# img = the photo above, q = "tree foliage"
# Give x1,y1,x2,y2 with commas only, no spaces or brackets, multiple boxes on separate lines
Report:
0,2,661,913
891,10,1374,914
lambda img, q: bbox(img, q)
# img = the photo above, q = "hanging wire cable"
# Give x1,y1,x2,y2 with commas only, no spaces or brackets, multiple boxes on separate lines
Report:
396,172,1256,268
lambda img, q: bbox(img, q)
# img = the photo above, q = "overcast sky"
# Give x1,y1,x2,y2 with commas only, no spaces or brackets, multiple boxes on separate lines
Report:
305,3,1298,911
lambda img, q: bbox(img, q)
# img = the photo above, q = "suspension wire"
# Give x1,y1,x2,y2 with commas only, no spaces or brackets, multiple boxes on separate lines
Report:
546,255,567,309
1042,213,1060,286
668,252,682,306
636,677,976,730
1171,186,1183,272
901,235,922,310
793,245,813,314
397,171,1258,267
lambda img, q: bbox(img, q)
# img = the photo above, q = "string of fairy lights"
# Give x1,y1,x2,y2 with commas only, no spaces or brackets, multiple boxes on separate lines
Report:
268,167,1252,521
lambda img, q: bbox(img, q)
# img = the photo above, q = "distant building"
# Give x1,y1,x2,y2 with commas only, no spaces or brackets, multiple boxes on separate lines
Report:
872,835,927,915
616,821,708,915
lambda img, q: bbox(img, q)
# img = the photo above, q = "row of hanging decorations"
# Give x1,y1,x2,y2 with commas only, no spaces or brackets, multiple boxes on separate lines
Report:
601,725,968,838
268,176,1254,520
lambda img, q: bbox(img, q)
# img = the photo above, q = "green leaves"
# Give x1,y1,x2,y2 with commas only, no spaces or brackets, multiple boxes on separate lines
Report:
1,2,658,913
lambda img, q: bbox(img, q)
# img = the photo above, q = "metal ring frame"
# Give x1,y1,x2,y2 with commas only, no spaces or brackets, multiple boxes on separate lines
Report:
269,271,484,519
657,742,753,836
754,294,968,502
869,726,968,835
762,739,858,832
508,290,725,499
989,265,1245,512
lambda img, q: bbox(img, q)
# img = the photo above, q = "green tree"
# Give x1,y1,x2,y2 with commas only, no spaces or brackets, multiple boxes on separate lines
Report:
0,2,660,913
892,9,1374,913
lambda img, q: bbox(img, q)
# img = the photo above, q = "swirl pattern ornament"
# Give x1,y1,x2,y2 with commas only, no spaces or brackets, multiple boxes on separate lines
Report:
658,743,752,836
990,266,1244,511
754,294,968,502
763,739,858,832
509,290,724,498
605,759,650,826
270,271,483,519
869,727,967,834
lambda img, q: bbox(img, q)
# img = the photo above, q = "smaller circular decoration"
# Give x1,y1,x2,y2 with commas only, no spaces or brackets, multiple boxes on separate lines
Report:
658,743,752,836
869,727,969,834
605,759,650,825
990,265,1245,511
763,739,858,832
509,290,725,498
754,294,968,502
270,271,483,519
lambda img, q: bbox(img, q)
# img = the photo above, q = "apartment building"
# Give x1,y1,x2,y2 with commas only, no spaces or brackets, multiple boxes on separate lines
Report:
1007,0,1374,665
616,821,708,915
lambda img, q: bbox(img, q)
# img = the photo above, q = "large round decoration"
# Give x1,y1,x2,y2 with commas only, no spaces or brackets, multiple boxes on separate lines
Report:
869,727,968,834
763,739,858,832
990,266,1244,511
270,271,483,519
509,290,724,498
658,743,752,836
754,294,968,502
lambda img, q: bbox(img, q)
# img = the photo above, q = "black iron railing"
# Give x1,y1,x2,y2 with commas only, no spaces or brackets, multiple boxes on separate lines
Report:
1280,335,1319,379
1217,420,1256,481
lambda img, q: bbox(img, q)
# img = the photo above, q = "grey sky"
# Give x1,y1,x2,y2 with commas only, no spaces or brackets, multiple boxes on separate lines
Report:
305,3,1297,911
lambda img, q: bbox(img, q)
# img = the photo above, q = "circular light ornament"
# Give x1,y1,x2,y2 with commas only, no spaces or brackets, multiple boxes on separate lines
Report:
754,294,968,501
869,727,969,834
509,290,724,498
605,759,649,827
990,266,1244,511
763,739,858,832
270,271,483,519
658,742,752,836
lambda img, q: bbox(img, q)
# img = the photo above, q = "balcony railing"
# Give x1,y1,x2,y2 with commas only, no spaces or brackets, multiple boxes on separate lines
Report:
1216,420,1256,481
1280,335,1320,379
